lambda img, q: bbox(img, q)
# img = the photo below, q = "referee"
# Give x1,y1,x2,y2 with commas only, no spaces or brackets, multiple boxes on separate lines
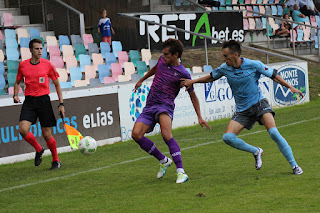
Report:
13,39,65,170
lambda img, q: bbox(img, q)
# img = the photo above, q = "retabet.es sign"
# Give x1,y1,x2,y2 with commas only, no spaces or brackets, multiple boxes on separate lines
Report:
137,12,244,49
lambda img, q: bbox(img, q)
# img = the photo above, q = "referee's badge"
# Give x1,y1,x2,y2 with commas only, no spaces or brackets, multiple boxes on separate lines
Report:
39,77,45,83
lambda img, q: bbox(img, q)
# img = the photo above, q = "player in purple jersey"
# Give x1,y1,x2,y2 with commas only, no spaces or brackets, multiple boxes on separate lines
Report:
132,39,211,184
181,40,304,175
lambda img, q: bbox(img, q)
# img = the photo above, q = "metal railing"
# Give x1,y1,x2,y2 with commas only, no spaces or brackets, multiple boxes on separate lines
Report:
245,9,320,61
118,11,300,65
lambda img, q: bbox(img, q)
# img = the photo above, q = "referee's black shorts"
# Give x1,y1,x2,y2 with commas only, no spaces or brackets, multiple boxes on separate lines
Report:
19,95,57,127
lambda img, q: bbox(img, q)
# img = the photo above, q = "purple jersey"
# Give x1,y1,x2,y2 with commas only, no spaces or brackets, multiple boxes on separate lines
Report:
146,56,193,111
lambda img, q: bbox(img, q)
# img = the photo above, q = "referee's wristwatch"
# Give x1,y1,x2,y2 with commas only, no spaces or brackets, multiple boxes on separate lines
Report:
58,103,64,107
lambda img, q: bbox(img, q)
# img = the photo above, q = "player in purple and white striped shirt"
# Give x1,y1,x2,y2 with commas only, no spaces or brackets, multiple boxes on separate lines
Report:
132,39,211,184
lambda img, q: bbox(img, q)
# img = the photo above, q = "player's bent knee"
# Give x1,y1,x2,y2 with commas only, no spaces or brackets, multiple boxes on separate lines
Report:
131,130,143,142
223,133,236,145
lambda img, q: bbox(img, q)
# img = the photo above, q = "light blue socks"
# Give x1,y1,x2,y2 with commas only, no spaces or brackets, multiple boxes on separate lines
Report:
268,127,297,168
223,133,258,154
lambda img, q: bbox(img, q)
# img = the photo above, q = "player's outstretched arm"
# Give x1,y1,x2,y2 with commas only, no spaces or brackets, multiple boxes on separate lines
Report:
53,79,65,118
189,91,211,129
180,74,214,90
134,65,157,91
273,74,304,98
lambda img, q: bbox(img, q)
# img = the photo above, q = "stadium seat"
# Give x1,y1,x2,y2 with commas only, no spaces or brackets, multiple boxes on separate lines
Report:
82,34,94,49
118,75,130,82
79,54,91,72
238,0,245,4
262,17,267,29
244,0,250,4
185,68,192,74
6,48,19,61
8,86,23,94
141,49,152,66
0,50,4,62
129,50,140,66
192,66,202,73
0,75,5,89
203,65,213,72
3,13,14,27
42,46,48,59
225,0,232,5
100,42,111,58
248,18,256,30
0,31,3,41
271,5,277,16
0,62,4,74
303,25,311,42
103,77,116,84
136,61,147,77
5,29,16,40
20,37,30,48
111,41,122,58
60,82,73,88
89,78,101,86
105,52,117,70
5,38,18,49
84,65,96,84
111,63,123,81
175,0,182,6
231,0,238,4
75,44,86,60
16,28,28,44
88,43,99,56
49,46,61,57
265,6,272,15
263,0,268,4
20,47,31,61
268,0,274,3
50,56,64,69
62,45,74,62
7,60,19,73
69,67,82,86
58,35,70,51
65,55,78,74
98,64,111,83
259,6,265,14
246,6,253,16
277,5,283,16
92,53,103,70
131,73,141,81
71,34,83,49
56,68,68,82
219,0,225,6
256,0,262,3
46,36,58,51
118,51,129,68
149,59,157,69
123,62,135,78
255,18,263,30
226,6,233,10
251,0,257,4
7,73,17,87
29,28,40,39
243,18,249,30
74,80,87,87
253,6,260,16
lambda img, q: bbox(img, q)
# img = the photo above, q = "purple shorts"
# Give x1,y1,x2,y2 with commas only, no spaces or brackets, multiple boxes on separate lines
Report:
136,104,174,133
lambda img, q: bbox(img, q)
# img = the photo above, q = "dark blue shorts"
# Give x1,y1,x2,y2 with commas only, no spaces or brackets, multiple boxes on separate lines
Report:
136,104,174,133
232,98,275,130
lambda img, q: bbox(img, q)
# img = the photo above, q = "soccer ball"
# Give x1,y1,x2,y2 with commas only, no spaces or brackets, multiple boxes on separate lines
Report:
78,136,97,155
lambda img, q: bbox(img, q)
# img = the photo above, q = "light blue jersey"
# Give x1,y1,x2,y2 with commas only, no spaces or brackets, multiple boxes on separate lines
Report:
211,58,276,112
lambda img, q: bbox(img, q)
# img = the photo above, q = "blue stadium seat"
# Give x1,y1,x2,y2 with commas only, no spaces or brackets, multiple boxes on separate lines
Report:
71,34,83,48
0,89,6,95
98,64,111,83
59,35,71,51
111,41,122,58
4,29,16,39
7,60,19,73
20,37,30,48
69,67,82,86
0,62,4,75
29,28,40,39
60,82,73,88
148,59,157,69
100,42,111,59
42,46,48,59
79,54,91,72
0,74,5,89
6,48,19,61
5,38,18,49
271,5,277,16
277,5,283,16
203,65,213,72
88,43,99,56
136,61,147,77
105,52,117,70
129,50,140,67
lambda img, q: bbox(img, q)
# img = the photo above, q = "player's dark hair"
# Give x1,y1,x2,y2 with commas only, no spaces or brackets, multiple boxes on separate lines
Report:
100,8,107,13
29,39,42,49
162,38,184,58
222,40,242,56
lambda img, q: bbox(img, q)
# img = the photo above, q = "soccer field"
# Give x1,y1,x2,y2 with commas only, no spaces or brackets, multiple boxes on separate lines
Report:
0,99,319,212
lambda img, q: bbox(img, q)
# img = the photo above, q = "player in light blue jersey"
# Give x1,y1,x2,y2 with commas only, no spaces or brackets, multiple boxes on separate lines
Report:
181,40,303,175
132,39,211,184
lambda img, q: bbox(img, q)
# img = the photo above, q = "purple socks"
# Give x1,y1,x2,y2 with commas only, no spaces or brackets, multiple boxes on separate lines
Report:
165,138,183,169
137,137,165,161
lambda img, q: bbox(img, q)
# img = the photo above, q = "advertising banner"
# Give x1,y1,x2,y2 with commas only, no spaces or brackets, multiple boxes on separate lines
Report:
137,12,244,50
0,93,121,158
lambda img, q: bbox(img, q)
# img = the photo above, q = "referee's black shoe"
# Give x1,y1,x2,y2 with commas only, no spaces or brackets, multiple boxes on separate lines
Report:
50,161,61,170
35,147,45,166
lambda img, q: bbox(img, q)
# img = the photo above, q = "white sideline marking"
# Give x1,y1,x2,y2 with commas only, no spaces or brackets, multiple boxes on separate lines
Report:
0,116,319,193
